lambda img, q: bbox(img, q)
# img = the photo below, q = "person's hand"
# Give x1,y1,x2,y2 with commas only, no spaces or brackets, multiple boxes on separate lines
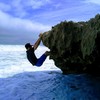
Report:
39,33,43,39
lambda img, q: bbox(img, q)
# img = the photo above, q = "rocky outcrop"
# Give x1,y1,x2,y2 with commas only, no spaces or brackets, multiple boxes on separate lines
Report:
42,14,100,75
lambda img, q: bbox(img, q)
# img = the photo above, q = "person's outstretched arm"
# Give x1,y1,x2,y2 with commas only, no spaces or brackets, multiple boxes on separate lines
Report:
33,33,43,50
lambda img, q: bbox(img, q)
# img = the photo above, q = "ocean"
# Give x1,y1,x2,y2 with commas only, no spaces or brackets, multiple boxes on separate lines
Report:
0,45,100,100
0,45,58,78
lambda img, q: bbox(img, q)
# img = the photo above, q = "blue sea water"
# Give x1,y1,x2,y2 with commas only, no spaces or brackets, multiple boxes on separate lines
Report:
0,45,58,78
0,45,100,100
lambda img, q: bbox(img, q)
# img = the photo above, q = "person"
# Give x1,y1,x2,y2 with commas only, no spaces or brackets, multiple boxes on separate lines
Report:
25,33,50,67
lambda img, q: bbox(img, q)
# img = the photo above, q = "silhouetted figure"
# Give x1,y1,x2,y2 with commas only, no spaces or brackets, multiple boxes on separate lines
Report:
25,33,50,67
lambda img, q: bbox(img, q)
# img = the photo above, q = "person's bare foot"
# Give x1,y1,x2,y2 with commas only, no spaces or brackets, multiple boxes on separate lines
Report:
45,51,50,56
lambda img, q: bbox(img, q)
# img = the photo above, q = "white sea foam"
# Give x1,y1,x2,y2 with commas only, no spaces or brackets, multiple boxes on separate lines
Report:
0,45,59,78
0,45,100,100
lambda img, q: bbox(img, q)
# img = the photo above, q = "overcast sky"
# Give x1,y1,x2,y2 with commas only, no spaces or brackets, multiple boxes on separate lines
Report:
0,0,100,44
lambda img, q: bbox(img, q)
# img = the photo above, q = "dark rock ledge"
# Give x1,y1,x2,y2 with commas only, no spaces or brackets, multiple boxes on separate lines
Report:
42,14,100,75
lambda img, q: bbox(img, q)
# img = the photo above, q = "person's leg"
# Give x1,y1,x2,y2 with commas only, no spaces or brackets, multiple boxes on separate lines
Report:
35,51,50,67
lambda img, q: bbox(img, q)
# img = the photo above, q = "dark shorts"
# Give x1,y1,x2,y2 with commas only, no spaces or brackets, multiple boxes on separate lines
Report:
35,54,47,67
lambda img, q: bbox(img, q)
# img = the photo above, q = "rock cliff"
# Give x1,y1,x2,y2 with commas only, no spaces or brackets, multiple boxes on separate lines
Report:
42,14,100,75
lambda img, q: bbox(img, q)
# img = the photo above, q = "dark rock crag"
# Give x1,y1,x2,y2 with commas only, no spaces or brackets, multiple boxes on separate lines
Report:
42,14,100,75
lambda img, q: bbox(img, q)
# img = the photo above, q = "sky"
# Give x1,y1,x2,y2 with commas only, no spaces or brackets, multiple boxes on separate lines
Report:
0,0,100,44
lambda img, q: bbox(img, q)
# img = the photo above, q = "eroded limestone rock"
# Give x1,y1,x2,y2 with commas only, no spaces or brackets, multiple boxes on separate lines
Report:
42,14,100,75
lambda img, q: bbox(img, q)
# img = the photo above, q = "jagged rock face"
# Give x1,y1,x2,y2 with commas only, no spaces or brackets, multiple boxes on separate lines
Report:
42,14,100,75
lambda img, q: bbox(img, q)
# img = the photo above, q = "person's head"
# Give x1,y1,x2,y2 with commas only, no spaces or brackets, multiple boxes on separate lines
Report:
25,43,32,50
